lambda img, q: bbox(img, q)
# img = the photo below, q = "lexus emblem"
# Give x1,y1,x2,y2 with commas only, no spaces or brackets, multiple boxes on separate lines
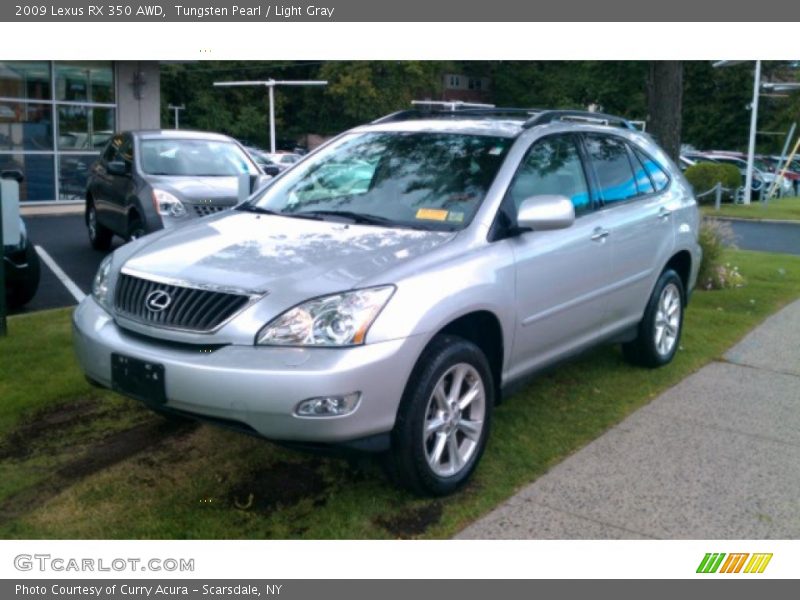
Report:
145,290,172,312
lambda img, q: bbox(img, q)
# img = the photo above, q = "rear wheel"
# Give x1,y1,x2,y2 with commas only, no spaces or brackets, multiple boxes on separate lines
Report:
388,335,494,496
622,269,684,368
87,202,113,251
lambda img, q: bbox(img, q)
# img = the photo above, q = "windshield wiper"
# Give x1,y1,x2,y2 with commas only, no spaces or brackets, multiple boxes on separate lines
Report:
236,205,281,216
296,210,397,227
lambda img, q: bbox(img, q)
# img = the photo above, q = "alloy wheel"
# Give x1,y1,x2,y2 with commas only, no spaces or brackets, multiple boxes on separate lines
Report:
422,363,486,477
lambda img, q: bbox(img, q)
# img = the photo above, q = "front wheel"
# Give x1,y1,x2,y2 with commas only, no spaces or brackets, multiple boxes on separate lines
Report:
622,269,685,368
127,217,146,242
87,203,113,251
5,240,40,309
388,335,494,496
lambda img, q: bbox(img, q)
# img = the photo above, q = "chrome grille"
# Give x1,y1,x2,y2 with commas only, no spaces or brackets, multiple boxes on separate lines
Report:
114,273,250,332
193,205,228,217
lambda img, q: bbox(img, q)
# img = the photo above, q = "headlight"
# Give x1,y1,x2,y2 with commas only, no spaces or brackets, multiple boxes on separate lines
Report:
92,254,113,310
152,189,186,218
256,286,395,346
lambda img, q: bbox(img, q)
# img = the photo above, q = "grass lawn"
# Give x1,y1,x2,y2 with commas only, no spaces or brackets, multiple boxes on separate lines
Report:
1,249,799,539
702,196,800,221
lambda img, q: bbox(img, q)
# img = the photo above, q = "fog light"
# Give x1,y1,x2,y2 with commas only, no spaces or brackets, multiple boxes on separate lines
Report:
295,392,361,417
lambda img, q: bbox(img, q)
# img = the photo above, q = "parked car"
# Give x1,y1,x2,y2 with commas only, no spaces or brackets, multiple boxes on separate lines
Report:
701,152,767,197
2,171,39,309
3,216,40,309
73,108,701,495
765,155,800,196
245,147,282,177
84,130,272,250
679,153,720,172
265,152,302,168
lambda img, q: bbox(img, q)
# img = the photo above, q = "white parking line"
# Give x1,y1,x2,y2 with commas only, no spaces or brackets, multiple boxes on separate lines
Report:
34,245,86,303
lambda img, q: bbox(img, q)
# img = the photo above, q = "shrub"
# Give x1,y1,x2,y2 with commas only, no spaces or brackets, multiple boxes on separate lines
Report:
684,163,742,204
697,219,745,290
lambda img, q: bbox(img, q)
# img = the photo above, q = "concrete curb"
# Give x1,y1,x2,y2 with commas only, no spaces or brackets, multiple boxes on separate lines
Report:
705,215,800,225
21,203,84,217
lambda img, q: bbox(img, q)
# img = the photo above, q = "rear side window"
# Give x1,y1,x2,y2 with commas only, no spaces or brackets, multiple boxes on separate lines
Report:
508,135,592,216
583,135,638,204
633,147,670,192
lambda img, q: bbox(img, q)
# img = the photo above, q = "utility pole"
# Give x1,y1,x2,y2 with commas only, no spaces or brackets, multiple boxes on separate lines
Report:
743,60,762,205
168,104,185,129
213,79,328,153
0,182,6,336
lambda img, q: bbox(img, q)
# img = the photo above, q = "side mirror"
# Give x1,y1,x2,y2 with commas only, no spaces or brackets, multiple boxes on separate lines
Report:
0,169,24,183
516,195,575,231
107,160,128,176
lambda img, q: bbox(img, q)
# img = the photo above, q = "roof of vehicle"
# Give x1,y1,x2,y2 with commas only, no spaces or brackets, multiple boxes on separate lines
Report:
359,106,640,139
127,130,238,142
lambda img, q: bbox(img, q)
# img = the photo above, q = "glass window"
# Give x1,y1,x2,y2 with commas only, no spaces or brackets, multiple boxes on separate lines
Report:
0,153,55,202
630,148,655,195
633,147,670,192
0,61,51,101
250,132,511,231
55,61,114,103
140,138,258,176
584,134,638,204
508,135,591,216
57,106,114,150
0,102,53,151
58,154,97,200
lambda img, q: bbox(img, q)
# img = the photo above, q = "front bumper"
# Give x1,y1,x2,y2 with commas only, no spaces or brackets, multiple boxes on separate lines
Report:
73,297,426,445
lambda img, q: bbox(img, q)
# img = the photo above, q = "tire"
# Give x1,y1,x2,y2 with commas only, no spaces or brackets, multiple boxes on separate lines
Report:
5,240,40,309
127,216,146,242
87,202,113,251
388,334,494,496
622,269,685,368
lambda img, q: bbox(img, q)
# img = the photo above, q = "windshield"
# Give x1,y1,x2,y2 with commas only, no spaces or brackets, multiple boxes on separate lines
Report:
248,132,510,230
140,139,257,177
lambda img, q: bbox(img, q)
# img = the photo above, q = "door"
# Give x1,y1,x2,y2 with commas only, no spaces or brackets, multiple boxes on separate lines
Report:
582,134,675,329
91,138,120,227
110,134,136,233
93,134,133,234
506,134,613,380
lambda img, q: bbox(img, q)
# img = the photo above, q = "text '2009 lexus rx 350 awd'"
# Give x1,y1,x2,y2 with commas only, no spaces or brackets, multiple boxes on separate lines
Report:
73,107,701,496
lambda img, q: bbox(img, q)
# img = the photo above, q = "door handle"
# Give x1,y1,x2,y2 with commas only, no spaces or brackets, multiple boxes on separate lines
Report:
658,207,672,219
590,227,610,241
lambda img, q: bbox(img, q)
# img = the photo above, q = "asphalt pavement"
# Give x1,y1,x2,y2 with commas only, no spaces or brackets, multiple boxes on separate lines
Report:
457,298,800,539
726,219,800,256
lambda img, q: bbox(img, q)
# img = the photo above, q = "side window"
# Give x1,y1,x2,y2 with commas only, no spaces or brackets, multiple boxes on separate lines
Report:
119,135,134,170
633,147,670,192
508,135,592,217
629,147,655,194
584,134,638,204
102,136,120,163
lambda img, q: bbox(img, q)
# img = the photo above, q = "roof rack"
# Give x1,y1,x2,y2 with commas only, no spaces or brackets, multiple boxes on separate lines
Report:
371,104,638,131
372,102,543,125
523,110,637,131
410,100,496,111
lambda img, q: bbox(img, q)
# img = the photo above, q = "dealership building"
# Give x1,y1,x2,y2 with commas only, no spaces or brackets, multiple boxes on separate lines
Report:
0,61,160,205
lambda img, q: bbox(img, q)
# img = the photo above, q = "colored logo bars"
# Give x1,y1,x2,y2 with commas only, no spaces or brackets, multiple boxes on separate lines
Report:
697,553,773,574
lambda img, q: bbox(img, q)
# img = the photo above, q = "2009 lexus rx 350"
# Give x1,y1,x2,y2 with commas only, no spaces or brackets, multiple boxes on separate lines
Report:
73,107,701,496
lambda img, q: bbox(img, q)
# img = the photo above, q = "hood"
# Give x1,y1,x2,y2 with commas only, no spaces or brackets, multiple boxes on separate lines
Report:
147,175,243,205
122,211,455,303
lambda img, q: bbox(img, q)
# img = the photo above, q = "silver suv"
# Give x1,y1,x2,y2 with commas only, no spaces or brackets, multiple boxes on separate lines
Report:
73,107,701,496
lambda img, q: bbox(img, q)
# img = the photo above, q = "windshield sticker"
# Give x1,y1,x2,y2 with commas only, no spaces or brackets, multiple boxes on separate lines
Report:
447,212,465,223
416,208,449,221
488,145,505,155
